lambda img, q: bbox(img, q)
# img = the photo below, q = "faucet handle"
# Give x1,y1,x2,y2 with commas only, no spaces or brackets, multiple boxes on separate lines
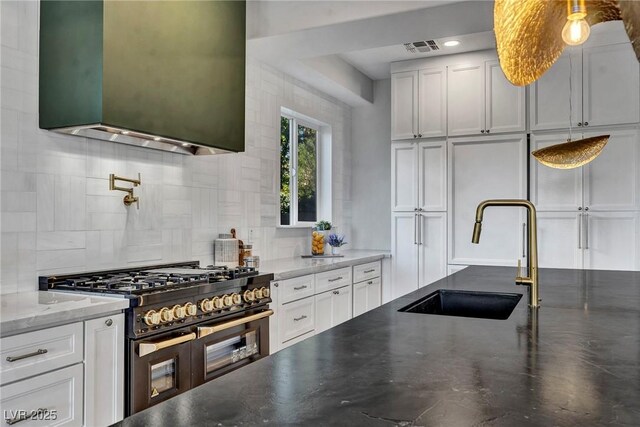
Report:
516,259,522,279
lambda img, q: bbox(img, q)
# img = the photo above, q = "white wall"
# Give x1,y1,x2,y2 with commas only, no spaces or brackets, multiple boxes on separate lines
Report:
350,79,391,250
0,0,352,293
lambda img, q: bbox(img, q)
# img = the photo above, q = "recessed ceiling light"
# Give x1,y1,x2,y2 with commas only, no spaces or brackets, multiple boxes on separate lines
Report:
181,143,190,147
153,137,161,141
444,40,460,47
121,130,130,135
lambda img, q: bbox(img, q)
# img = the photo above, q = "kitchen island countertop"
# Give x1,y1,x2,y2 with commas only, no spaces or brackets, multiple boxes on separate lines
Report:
115,266,640,426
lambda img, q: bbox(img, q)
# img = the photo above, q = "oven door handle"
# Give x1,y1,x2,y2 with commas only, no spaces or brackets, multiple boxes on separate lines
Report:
138,332,196,357
197,310,274,339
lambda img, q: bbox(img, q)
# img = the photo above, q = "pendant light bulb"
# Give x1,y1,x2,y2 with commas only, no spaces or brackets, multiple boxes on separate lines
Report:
562,18,590,45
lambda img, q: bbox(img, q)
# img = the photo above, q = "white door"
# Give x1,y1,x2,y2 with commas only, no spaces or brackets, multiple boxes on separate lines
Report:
449,134,527,266
485,60,526,134
529,50,582,131
279,297,315,344
352,282,368,317
447,62,485,136
418,140,447,212
537,211,583,269
332,285,352,326
582,211,640,271
314,291,333,334
582,43,640,128
84,314,124,427
530,132,583,211
366,277,382,312
418,212,447,287
391,143,418,211
583,128,640,211
391,71,418,140
418,66,447,138
391,212,419,298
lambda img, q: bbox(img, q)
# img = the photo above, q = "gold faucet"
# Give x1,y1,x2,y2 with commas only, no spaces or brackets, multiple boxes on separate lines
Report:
109,173,141,209
471,199,539,308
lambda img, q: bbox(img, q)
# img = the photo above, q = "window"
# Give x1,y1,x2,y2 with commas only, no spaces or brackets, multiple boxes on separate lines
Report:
280,109,331,227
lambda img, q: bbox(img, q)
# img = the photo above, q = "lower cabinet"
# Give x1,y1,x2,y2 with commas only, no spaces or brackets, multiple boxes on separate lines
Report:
278,297,315,346
353,277,382,317
315,285,352,334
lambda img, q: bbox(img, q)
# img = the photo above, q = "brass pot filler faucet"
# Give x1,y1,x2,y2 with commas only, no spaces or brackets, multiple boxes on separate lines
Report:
471,199,540,308
109,173,141,209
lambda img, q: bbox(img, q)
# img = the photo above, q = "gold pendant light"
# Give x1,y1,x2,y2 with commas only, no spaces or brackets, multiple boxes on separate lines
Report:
532,135,609,169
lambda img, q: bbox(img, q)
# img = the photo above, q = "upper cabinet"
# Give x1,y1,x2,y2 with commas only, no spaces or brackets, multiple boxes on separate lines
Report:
530,43,639,131
448,60,525,136
391,67,447,140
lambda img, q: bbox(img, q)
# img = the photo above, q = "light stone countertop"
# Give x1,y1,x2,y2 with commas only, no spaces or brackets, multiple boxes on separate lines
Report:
0,291,129,337
259,249,390,280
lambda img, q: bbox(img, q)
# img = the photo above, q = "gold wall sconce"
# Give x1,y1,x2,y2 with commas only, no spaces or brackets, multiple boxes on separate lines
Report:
109,173,141,209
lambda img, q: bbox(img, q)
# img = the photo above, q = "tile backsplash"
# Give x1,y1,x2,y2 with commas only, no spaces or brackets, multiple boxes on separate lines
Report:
0,0,352,293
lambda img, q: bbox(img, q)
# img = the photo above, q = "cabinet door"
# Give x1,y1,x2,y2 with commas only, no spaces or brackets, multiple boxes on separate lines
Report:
418,140,447,212
449,134,527,266
391,142,418,211
279,297,314,344
530,133,583,211
391,212,419,298
314,291,333,334
537,212,583,269
583,128,640,211
418,67,447,137
352,282,368,317
391,71,418,140
529,51,582,131
332,285,352,327
448,62,485,136
485,60,526,134
85,314,124,427
582,43,640,127
583,211,640,271
366,277,382,312
418,212,447,287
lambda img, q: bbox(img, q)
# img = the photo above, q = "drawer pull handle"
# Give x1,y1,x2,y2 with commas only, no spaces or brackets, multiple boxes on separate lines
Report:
198,310,274,339
368,281,374,285
333,290,340,295
5,408,47,425
363,269,376,274
293,285,308,291
293,315,308,322
328,277,343,282
6,349,48,363
138,333,196,357
105,318,113,327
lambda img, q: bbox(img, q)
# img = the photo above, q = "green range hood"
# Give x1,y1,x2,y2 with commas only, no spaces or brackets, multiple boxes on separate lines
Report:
39,1,246,155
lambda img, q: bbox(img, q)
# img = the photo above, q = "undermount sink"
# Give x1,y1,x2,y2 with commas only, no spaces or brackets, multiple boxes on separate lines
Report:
399,289,523,320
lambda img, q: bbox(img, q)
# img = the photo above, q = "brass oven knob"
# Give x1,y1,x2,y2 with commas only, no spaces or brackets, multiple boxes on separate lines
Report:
232,293,242,305
172,304,186,319
222,294,233,307
261,287,270,298
200,298,214,313
254,288,263,299
143,310,161,326
184,302,197,316
159,307,174,323
211,296,223,310
243,289,255,303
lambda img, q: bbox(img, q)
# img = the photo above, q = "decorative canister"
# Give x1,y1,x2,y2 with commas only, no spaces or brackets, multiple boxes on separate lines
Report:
311,230,325,255
244,256,260,269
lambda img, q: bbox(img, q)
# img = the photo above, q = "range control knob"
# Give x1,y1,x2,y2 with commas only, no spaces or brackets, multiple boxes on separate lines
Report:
159,307,174,323
222,294,233,308
184,302,197,316
254,288,263,299
243,289,256,303
200,299,214,313
143,310,161,326
211,296,224,310
172,304,186,319
261,287,270,298
232,293,242,305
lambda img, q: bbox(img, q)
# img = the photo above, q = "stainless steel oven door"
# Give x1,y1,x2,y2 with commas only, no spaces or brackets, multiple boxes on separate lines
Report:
191,309,273,387
129,331,195,415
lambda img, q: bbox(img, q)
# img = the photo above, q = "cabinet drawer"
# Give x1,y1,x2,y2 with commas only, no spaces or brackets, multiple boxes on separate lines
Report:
1,322,83,384
279,330,314,351
279,297,315,344
353,261,381,283
0,363,83,426
315,267,352,294
278,274,315,304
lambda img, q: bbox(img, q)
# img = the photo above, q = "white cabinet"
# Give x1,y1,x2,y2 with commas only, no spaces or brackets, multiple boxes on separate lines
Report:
391,67,447,140
448,60,525,136
314,286,352,334
278,297,315,346
391,142,418,211
418,212,447,287
449,134,527,266
582,211,640,271
537,211,583,269
84,314,124,427
391,212,419,298
353,278,382,317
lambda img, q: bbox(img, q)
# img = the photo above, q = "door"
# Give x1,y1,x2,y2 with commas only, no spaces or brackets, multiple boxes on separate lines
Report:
418,212,447,287
352,282,368,317
537,211,583,269
449,134,527,266
391,143,418,211
332,285,352,326
279,297,314,344
365,277,382,313
85,314,124,427
314,291,333,334
418,66,447,138
391,212,419,298
418,140,447,212
485,60,526,134
582,43,640,128
582,211,640,271
448,62,485,136
529,50,582,131
391,71,418,140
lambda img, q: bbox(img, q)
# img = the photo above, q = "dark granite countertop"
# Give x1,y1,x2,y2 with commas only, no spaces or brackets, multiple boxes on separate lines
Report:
116,266,640,426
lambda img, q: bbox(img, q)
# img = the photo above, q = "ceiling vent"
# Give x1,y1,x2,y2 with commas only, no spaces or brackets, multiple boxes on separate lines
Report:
403,40,440,54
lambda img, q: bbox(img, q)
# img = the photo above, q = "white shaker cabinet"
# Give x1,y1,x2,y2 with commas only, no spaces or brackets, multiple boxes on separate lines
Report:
484,60,526,134
418,140,447,212
391,71,418,140
391,142,418,211
536,211,583,269
582,211,640,271
353,277,382,318
391,212,420,298
418,212,447,287
314,286,352,334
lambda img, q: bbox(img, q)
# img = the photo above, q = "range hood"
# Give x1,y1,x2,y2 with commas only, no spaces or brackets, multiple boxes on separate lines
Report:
39,1,246,155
